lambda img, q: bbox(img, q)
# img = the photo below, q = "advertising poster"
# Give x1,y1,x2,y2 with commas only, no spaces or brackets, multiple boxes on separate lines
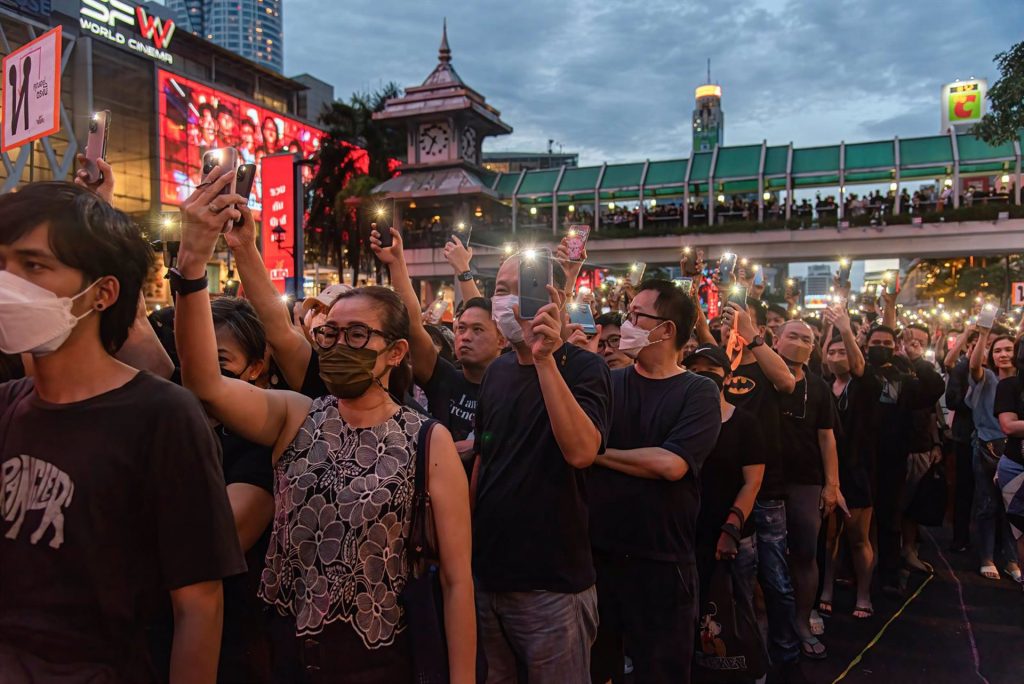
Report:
1,26,62,153
261,153,296,292
940,79,987,131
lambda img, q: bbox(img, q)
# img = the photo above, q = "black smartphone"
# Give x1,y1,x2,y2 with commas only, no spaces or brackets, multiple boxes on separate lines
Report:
719,253,737,286
518,249,553,319
201,148,239,196
838,258,852,289
232,164,257,228
372,222,394,248
728,285,748,307
568,300,597,335
450,222,472,247
84,110,110,184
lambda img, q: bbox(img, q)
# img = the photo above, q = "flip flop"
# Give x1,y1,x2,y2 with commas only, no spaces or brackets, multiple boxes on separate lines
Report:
980,564,1000,580
801,637,827,660
1003,565,1023,583
852,605,874,619
817,600,833,617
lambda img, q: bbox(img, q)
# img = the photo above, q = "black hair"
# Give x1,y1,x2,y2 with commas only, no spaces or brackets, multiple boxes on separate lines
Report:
905,322,930,337
803,317,823,333
460,296,492,317
0,182,153,353
0,353,25,382
767,303,789,321
637,278,697,348
746,298,768,327
198,102,216,118
596,311,624,328
211,297,266,365
867,324,897,344
331,286,413,401
425,324,456,364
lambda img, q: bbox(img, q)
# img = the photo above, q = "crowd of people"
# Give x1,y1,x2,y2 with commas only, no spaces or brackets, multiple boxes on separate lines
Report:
1,160,1023,684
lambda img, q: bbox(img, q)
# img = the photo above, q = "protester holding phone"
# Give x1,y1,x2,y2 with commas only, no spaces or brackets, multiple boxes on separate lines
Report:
443,235,484,302
372,226,503,474
0,182,245,683
473,254,611,682
173,179,476,683
589,280,721,683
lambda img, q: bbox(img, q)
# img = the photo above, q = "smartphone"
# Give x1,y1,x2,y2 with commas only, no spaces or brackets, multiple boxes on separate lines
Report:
838,258,852,289
719,253,737,286
231,164,257,227
566,225,591,261
372,222,394,249
450,222,472,247
518,249,554,319
201,148,239,196
728,285,748,307
675,277,693,295
568,300,597,335
425,298,448,325
883,272,898,296
752,267,764,287
628,261,646,284
83,110,111,184
977,304,998,329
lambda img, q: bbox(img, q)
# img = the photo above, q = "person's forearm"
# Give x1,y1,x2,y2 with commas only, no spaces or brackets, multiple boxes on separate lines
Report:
752,345,796,393
1000,418,1024,437
455,279,483,302
388,260,439,384
694,308,716,345
819,431,840,487
535,356,601,467
729,476,763,527
596,447,688,481
882,299,897,329
174,251,224,402
842,327,865,377
969,329,988,379
943,336,966,370
170,584,223,684
441,576,476,684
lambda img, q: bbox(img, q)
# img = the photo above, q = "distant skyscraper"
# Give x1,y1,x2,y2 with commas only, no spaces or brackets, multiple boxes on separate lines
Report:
164,0,283,73
692,60,723,152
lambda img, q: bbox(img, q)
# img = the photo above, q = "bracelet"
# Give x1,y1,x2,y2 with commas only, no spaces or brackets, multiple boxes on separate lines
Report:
728,506,746,528
720,522,742,544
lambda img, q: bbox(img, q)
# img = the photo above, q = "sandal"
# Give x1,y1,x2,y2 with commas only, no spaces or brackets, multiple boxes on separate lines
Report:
817,600,833,617
1003,565,1023,584
980,564,1000,580
852,605,874,619
801,637,827,660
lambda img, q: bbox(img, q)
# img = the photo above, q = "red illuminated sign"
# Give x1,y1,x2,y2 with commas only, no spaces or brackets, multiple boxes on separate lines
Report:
157,69,325,215
261,154,296,292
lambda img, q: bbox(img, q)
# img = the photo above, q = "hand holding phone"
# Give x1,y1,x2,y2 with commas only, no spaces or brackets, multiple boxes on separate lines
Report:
566,225,591,261
201,148,239,197
373,221,394,248
424,297,448,325
719,253,737,286
628,261,646,284
977,304,997,330
232,164,257,228
83,110,111,185
837,258,852,289
450,222,472,248
518,249,554,319
675,277,694,295
568,299,598,335
728,285,748,307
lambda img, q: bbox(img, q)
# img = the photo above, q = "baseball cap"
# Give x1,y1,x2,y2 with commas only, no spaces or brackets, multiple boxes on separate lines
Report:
302,283,353,313
682,343,731,373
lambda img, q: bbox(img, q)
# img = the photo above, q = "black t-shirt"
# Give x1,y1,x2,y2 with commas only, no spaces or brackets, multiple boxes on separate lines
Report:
300,349,329,398
589,368,721,563
781,373,839,486
994,376,1024,465
421,355,478,443
0,373,245,682
724,362,785,499
696,407,764,545
473,344,612,593
833,372,882,473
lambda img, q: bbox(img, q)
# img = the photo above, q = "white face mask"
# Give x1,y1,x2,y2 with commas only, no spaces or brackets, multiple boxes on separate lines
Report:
618,319,665,358
490,294,524,344
0,271,99,355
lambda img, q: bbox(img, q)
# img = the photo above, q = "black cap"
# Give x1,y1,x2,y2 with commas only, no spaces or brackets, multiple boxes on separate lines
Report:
682,343,731,372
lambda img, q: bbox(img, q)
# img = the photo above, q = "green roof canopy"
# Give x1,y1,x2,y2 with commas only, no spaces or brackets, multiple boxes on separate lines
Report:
714,144,761,181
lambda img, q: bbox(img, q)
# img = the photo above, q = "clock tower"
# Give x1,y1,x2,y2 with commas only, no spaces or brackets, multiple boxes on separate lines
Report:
373,20,512,171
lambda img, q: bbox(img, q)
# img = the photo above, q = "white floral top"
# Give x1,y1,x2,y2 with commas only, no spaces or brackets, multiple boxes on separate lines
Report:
260,397,425,647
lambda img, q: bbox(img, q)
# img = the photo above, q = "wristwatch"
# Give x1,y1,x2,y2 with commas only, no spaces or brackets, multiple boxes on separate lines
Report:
456,270,474,282
746,334,765,350
166,267,209,298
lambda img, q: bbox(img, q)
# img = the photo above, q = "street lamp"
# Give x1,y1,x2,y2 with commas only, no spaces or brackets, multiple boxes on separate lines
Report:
271,224,293,256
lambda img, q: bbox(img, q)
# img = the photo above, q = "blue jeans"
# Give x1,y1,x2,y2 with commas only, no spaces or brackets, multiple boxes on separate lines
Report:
973,438,1019,567
753,499,800,665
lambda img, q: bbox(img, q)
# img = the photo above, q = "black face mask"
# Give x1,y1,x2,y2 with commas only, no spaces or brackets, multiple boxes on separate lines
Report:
695,370,725,392
867,346,894,366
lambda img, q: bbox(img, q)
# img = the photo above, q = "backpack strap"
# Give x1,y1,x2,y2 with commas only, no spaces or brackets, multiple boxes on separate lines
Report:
409,419,439,567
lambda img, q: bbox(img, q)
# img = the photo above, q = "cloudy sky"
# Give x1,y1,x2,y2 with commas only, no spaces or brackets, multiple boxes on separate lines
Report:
283,0,1019,166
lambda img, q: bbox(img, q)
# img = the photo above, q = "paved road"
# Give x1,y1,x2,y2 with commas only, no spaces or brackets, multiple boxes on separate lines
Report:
803,525,1022,684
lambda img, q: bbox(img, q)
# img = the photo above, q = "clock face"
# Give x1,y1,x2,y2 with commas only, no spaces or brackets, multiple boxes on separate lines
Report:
418,122,451,161
460,126,477,161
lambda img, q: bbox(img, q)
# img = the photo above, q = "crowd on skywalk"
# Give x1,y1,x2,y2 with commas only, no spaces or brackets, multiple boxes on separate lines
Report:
2,158,1024,684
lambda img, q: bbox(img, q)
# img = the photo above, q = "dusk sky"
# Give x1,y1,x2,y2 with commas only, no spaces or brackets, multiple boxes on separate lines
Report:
283,0,1020,166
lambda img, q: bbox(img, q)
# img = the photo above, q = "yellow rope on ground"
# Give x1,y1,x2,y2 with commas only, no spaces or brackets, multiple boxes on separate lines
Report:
830,573,935,684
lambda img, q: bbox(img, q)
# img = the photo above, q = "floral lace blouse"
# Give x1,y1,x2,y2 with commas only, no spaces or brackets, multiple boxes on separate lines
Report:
260,397,425,647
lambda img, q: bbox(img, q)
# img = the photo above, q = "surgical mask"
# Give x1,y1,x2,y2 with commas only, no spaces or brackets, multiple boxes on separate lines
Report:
490,294,524,344
0,271,99,355
618,319,664,358
317,343,388,399
778,345,812,367
867,346,894,366
695,370,725,392
828,359,851,377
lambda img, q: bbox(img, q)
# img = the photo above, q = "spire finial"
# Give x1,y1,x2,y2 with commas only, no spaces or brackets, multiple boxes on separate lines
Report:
439,18,451,63
707,57,711,84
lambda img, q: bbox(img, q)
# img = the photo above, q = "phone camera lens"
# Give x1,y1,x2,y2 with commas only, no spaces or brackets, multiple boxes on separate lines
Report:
88,122,97,133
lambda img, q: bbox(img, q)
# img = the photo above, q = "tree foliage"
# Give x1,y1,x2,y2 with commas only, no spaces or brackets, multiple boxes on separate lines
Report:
973,41,1024,145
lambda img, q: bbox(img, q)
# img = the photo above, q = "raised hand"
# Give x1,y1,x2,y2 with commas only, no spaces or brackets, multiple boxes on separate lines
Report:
73,154,115,205
177,168,244,277
369,225,405,266
443,235,472,274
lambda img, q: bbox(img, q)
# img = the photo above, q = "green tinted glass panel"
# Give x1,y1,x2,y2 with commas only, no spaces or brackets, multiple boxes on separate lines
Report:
764,145,789,176
600,162,645,189
494,173,520,195
956,134,1015,162
714,144,761,180
792,146,840,174
645,159,687,187
557,166,601,193
899,136,952,167
845,140,894,170
516,169,559,196
689,152,713,180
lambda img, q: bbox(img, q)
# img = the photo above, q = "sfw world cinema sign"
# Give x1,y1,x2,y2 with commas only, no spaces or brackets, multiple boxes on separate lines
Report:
79,0,175,65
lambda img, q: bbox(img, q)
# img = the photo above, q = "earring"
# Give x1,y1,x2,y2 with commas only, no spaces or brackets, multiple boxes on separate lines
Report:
95,303,104,311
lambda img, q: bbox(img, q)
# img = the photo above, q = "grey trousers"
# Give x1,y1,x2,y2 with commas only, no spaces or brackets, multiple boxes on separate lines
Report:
476,585,599,684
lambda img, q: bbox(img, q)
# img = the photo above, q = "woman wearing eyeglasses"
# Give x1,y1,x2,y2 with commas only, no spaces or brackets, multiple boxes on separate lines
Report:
172,175,475,684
